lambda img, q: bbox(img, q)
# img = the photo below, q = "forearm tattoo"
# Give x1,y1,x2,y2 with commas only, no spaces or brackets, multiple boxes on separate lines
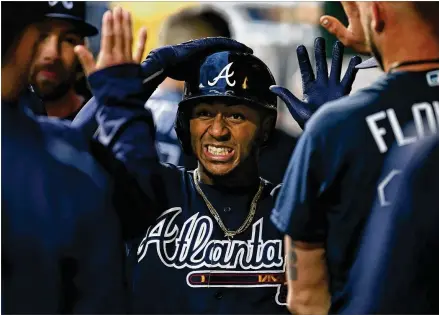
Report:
288,243,297,281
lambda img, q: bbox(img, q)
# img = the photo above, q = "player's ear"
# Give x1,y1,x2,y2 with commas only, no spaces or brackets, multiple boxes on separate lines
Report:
261,114,275,142
371,2,385,33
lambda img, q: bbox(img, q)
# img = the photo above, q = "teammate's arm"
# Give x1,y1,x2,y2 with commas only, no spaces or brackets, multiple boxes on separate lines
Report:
285,237,330,315
73,8,167,206
271,123,335,315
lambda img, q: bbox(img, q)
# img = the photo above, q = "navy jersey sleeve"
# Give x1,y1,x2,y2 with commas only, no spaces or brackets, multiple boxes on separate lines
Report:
271,128,327,243
88,64,171,210
73,177,127,313
36,108,157,241
71,96,100,139
342,136,439,314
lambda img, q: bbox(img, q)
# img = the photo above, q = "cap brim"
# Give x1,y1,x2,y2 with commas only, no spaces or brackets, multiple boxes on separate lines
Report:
355,57,379,69
45,13,98,37
179,94,277,112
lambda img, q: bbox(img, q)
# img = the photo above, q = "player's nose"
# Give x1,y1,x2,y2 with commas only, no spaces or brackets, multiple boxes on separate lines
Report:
208,114,230,140
40,35,61,62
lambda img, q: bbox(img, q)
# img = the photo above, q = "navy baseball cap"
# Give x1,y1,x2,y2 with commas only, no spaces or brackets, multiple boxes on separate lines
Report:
45,1,98,37
355,57,379,69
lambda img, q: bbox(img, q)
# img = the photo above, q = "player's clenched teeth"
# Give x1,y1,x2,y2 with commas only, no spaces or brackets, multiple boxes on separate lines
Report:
206,145,233,156
203,145,235,162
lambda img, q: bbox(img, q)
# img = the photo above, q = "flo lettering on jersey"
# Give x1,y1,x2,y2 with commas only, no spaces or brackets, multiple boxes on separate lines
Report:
366,101,439,154
366,100,439,206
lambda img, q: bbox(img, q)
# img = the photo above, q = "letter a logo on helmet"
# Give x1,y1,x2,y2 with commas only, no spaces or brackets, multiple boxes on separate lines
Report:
208,62,236,87
48,1,73,10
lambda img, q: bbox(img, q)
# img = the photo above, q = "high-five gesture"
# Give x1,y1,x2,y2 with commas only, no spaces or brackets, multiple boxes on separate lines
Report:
320,2,370,55
270,37,362,129
74,7,147,76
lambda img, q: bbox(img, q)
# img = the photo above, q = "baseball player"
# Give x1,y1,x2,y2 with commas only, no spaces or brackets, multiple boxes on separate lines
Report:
25,1,98,119
73,7,359,313
270,2,439,314
146,8,298,186
2,3,126,313
342,134,439,314
145,7,229,168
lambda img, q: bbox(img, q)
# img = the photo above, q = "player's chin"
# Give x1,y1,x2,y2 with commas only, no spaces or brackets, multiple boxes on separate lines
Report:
33,83,55,95
201,160,239,177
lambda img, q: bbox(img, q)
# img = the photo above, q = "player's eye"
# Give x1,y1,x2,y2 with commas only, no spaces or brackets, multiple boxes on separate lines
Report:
195,110,213,118
39,32,51,42
228,113,245,122
64,36,81,46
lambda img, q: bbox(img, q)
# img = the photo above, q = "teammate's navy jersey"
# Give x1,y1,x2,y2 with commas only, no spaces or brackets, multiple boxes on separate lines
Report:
2,101,126,313
88,65,289,314
342,135,439,314
271,69,439,311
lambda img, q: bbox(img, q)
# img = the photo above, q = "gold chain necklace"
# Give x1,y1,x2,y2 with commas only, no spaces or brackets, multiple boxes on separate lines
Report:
193,168,264,239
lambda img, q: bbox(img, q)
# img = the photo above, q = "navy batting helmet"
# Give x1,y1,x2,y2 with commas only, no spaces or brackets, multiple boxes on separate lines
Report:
175,51,277,154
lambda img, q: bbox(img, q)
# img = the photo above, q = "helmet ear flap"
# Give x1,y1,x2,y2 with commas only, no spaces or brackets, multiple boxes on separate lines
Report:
259,110,277,149
174,107,193,155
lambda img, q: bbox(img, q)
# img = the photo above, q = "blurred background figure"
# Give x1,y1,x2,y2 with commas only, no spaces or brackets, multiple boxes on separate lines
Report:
27,1,99,120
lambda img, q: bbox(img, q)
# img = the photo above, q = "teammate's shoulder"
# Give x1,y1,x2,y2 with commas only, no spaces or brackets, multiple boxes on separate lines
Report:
404,136,439,177
305,76,395,135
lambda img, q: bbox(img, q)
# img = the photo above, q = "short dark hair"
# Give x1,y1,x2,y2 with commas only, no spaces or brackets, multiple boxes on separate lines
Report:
1,2,47,59
159,7,231,46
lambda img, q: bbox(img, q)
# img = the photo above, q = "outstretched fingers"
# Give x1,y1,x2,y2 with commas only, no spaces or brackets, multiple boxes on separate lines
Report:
330,41,344,83
297,45,315,89
341,55,362,92
74,45,95,76
101,10,114,57
112,7,124,61
133,27,147,63
123,10,133,61
314,37,328,83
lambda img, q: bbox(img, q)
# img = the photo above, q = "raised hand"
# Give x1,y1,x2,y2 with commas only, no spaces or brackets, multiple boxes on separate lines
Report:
74,7,141,76
270,37,362,129
71,8,147,133
320,2,370,55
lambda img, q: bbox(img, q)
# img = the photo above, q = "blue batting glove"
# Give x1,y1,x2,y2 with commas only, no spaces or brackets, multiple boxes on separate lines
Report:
140,37,253,98
270,37,362,129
